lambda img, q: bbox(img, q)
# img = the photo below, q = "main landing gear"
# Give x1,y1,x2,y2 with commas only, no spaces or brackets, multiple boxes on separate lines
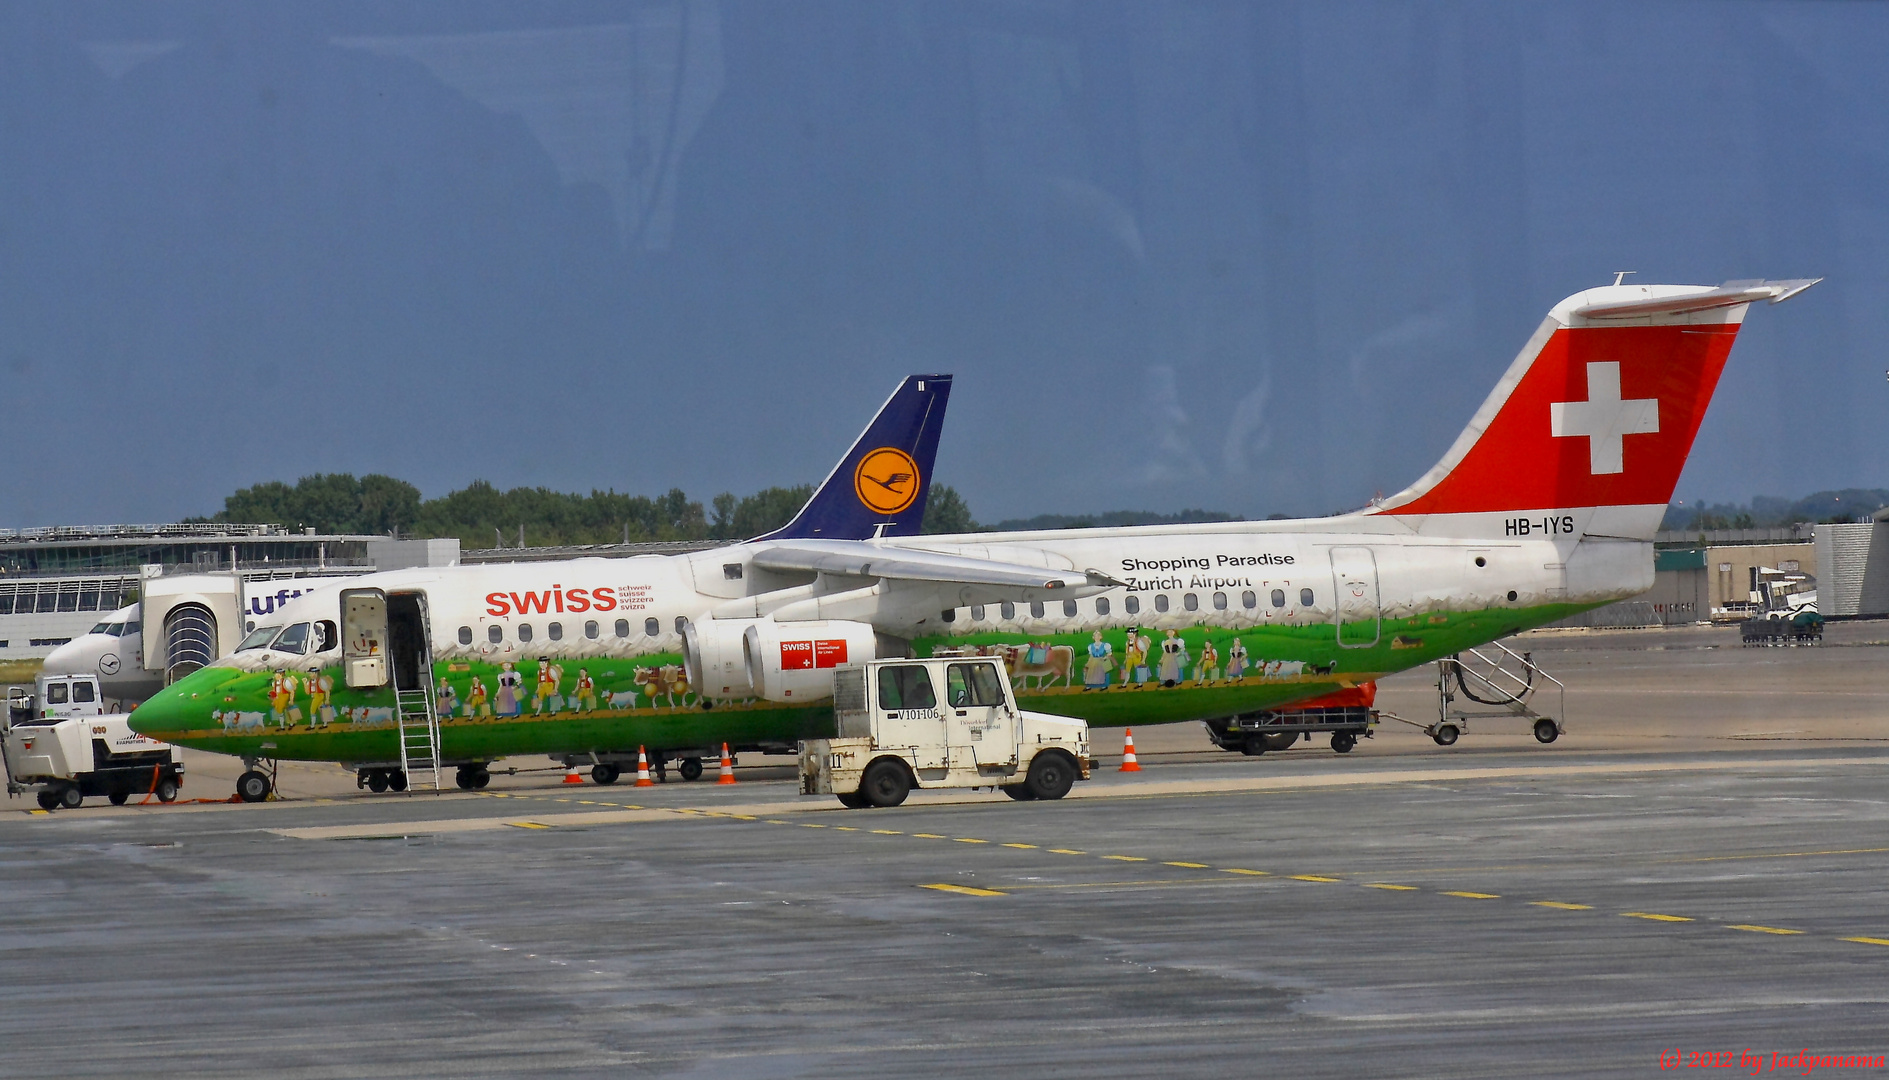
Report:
237,758,277,802
455,764,493,790
356,768,408,793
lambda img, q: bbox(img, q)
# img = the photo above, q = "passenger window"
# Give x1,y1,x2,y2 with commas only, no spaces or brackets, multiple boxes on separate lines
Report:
1000,602,1015,620
1242,590,1257,609
947,663,1006,707
1301,588,1315,606
971,605,986,621
518,623,534,643
1271,589,1286,609
272,623,310,655
458,626,473,646
1063,599,1077,617
72,682,94,703
47,683,67,704
548,622,563,641
1030,601,1044,618
315,621,337,651
616,619,631,638
876,665,937,712
1183,593,1198,612
1154,595,1170,613
1125,595,1140,615
941,609,956,623
1095,597,1110,616
585,620,599,639
675,616,688,634
644,617,660,637
1213,591,1228,610
488,625,504,644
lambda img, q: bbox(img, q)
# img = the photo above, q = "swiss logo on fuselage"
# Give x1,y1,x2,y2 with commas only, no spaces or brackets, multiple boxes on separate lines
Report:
853,447,920,515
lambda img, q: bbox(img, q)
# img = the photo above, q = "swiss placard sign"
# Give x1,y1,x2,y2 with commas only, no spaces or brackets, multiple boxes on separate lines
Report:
813,639,848,669
779,641,814,670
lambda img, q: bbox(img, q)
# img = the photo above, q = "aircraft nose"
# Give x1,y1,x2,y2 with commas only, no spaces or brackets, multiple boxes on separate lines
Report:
128,667,226,739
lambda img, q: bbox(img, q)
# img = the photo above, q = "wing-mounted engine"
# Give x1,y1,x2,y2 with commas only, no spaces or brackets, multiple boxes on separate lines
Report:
683,618,880,704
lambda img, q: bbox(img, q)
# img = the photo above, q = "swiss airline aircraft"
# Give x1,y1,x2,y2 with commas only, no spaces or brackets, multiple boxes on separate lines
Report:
129,280,1816,796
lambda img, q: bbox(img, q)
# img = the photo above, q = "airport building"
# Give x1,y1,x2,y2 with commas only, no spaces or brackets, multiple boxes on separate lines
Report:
1555,526,1819,628
0,524,459,660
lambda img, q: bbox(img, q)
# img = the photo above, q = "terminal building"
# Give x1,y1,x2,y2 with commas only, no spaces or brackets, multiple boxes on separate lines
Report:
0,524,458,661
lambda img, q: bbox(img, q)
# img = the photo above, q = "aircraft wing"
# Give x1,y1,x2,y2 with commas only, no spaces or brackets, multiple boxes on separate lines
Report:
749,539,1121,591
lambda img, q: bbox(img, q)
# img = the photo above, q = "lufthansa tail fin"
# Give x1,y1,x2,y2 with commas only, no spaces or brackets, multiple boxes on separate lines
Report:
1368,279,1818,541
757,375,953,541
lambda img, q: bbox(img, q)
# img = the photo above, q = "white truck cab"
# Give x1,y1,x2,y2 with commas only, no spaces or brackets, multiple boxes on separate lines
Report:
800,656,1090,808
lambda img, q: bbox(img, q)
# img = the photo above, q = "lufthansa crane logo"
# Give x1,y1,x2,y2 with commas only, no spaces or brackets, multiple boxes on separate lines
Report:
854,447,920,515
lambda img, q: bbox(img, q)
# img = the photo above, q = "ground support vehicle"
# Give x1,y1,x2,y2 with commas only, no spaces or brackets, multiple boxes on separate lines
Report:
3,709,183,809
1206,684,1378,755
1383,641,1565,747
1740,610,1823,646
800,657,1091,808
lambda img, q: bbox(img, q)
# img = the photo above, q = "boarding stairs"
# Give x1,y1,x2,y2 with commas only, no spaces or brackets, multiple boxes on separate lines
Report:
395,682,443,794
1382,640,1566,746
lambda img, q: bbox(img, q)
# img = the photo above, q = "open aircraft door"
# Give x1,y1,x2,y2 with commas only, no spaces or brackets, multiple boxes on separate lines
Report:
340,589,390,689
1329,546,1381,649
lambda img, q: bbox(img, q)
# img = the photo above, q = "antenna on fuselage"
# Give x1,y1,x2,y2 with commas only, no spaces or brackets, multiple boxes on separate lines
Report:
1612,270,1636,286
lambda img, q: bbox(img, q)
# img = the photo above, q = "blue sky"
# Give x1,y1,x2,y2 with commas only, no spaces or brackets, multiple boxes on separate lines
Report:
0,1,1882,527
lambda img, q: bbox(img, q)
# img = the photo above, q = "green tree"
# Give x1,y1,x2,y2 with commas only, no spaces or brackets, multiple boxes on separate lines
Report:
921,484,978,534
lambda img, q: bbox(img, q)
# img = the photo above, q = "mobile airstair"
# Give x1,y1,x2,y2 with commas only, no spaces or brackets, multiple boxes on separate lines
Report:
395,683,442,793
1384,641,1565,747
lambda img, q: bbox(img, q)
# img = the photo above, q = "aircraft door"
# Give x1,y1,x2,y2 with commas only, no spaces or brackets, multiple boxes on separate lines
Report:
873,663,946,770
340,589,390,689
386,592,435,693
944,660,1016,767
1329,546,1381,649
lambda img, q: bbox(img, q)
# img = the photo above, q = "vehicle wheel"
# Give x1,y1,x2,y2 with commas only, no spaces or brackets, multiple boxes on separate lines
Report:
366,771,390,794
1331,732,1356,754
1001,784,1036,801
36,789,60,810
836,790,870,809
1263,732,1298,752
678,757,704,782
472,770,491,789
592,763,620,785
1534,719,1559,744
60,785,84,809
108,791,129,806
1239,738,1266,756
1025,752,1076,801
1432,724,1460,747
155,778,179,803
860,760,912,808
455,767,477,790
238,770,273,802
388,769,408,792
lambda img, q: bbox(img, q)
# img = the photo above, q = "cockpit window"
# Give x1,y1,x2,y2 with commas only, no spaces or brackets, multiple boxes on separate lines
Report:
90,621,113,635
314,620,337,652
237,626,282,652
120,621,140,637
271,623,311,656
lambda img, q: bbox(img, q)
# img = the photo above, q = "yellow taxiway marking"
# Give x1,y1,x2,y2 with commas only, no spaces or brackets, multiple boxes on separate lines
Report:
1220,868,1269,876
1441,891,1501,899
1102,855,1148,862
913,833,946,839
505,821,553,830
1532,901,1594,911
1727,924,1803,936
832,826,859,831
1623,912,1693,922
730,814,756,820
954,838,989,844
1002,843,1038,850
1366,883,1418,891
27,809,49,815
1842,937,1889,947
799,823,826,829
920,883,1007,897
1164,861,1210,869
870,829,903,835
1048,848,1087,855
1290,875,1341,883
765,819,790,825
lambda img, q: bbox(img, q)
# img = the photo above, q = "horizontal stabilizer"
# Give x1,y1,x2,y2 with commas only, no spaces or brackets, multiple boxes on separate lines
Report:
751,539,1121,591
1572,278,1821,320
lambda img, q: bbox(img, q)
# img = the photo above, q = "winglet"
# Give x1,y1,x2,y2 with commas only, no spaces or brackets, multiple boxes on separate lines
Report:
756,375,953,541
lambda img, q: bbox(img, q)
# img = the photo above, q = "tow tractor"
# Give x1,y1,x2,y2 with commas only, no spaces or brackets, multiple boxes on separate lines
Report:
800,656,1091,808
3,673,183,810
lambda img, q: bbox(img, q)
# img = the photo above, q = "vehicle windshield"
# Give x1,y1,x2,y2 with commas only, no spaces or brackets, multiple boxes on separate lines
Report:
271,623,311,656
237,625,283,652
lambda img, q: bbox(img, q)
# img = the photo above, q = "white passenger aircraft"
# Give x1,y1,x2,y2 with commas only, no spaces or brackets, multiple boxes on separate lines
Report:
129,279,1817,799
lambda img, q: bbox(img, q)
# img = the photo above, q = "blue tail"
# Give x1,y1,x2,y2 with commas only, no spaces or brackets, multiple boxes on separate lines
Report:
757,375,953,540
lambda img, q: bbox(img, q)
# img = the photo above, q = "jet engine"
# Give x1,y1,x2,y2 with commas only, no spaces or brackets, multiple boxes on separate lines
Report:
684,618,880,703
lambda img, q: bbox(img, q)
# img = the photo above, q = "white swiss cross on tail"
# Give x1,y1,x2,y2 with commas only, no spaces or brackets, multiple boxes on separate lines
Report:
1548,362,1659,475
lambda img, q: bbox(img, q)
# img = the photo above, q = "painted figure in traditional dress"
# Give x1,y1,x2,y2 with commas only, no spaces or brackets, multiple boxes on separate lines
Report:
1083,630,1114,690
269,671,299,728
436,679,459,720
1226,638,1249,680
574,668,597,712
532,657,563,714
307,670,334,727
1157,630,1188,686
496,662,522,717
466,674,491,719
1195,640,1220,684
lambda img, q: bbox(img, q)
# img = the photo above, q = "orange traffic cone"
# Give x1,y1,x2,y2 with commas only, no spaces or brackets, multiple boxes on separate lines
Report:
1119,728,1142,772
562,763,585,784
717,742,737,785
634,747,655,787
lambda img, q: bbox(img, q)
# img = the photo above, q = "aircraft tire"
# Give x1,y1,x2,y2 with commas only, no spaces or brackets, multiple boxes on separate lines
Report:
365,771,389,794
679,757,704,782
1432,724,1460,747
1001,784,1036,801
454,767,477,790
1534,719,1559,744
861,760,911,808
836,790,870,809
109,791,129,806
156,778,179,803
1330,732,1356,754
472,770,491,789
388,769,408,792
36,789,60,810
59,785,84,810
238,770,273,802
592,763,620,785
1025,752,1076,801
